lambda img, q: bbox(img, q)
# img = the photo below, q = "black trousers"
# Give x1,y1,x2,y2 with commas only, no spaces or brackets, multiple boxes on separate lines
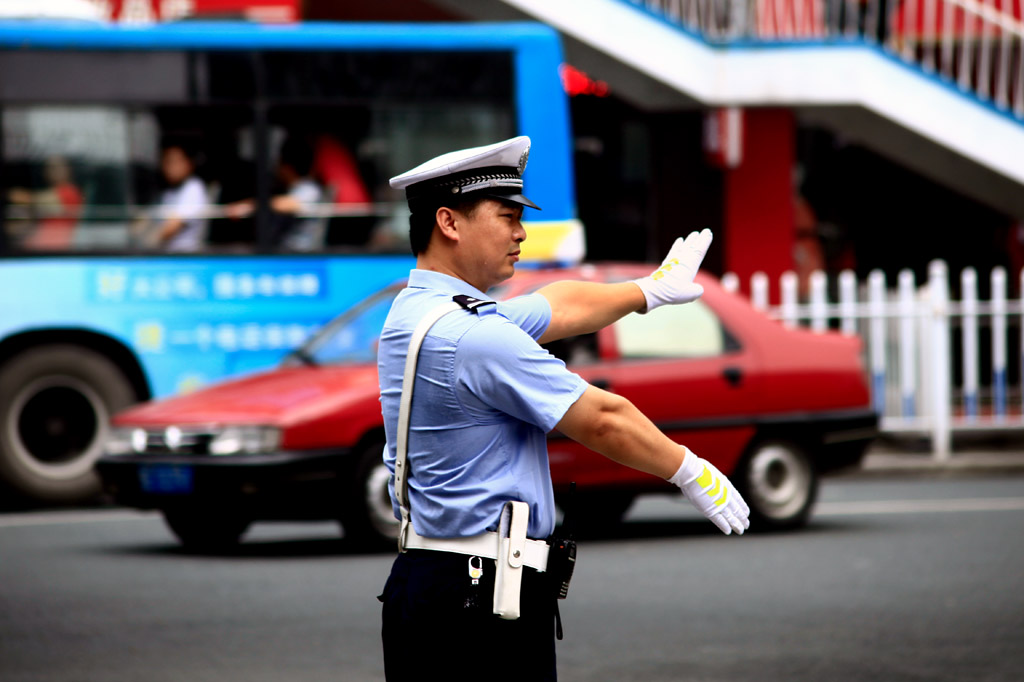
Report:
380,549,558,681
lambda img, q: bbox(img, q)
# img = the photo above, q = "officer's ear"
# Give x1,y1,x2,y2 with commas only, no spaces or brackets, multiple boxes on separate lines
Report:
435,206,460,243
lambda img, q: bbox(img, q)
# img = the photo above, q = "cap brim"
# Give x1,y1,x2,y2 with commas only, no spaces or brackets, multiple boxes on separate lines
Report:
479,192,541,210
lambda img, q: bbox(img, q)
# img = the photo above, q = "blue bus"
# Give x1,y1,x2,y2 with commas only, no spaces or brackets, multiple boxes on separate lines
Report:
0,20,580,504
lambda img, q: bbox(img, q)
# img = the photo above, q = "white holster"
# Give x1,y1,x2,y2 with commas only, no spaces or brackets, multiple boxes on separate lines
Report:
493,500,531,620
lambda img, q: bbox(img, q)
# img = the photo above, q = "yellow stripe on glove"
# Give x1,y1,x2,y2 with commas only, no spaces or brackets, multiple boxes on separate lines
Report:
668,449,751,535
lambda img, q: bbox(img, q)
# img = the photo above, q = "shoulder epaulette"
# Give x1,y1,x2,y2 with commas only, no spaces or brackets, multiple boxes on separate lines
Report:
452,295,497,314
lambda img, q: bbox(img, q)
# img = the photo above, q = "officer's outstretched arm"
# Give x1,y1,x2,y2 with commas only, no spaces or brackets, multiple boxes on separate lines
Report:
537,281,645,344
555,384,749,535
536,229,713,344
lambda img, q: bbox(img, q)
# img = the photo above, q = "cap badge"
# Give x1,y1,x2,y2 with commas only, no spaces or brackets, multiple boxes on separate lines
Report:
518,147,530,176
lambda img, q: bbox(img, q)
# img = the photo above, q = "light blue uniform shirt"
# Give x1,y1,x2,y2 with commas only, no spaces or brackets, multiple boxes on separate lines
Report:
378,269,587,540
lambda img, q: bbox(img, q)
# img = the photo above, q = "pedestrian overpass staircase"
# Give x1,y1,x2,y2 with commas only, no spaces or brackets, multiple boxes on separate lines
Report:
432,0,1024,219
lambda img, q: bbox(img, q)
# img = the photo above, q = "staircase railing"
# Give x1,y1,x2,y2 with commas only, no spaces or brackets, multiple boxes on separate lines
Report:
630,0,1024,119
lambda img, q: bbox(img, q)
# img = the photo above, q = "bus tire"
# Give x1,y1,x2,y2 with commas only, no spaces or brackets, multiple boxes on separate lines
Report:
0,345,136,504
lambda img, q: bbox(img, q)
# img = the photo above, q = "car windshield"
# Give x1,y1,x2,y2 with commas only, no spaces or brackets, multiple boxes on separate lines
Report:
289,284,402,366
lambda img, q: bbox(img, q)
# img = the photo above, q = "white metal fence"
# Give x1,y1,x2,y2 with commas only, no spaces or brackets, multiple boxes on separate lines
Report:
722,260,1024,458
631,0,1024,119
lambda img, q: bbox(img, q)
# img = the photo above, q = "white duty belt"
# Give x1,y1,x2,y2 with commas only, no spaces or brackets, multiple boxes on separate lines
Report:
394,295,548,620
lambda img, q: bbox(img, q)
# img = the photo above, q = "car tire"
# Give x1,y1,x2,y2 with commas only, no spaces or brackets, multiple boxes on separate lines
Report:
340,442,398,550
735,440,818,530
162,507,252,551
0,345,136,504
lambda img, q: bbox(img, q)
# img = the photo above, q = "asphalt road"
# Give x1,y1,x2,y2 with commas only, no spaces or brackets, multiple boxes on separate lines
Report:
2,473,1023,682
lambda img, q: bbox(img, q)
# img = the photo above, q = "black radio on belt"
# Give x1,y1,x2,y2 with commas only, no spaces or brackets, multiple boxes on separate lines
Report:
547,482,577,600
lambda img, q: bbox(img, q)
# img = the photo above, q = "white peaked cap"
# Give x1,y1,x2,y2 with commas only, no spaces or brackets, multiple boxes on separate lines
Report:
389,136,540,210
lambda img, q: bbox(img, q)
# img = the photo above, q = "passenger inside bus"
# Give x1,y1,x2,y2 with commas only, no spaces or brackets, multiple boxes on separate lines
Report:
6,156,83,250
136,141,209,252
226,135,325,251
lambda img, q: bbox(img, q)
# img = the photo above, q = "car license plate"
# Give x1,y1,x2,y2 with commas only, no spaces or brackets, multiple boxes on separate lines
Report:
138,465,193,494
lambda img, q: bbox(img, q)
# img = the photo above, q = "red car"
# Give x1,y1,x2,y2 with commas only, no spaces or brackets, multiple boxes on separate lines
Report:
96,265,876,549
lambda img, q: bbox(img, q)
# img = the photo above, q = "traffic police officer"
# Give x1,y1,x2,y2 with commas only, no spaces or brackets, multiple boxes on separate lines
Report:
378,136,750,681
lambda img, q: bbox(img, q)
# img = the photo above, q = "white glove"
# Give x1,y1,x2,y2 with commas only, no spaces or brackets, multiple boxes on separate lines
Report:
668,447,750,535
633,229,713,313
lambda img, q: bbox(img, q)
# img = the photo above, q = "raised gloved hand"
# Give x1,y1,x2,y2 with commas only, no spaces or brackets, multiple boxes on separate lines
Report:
633,229,713,313
668,446,750,535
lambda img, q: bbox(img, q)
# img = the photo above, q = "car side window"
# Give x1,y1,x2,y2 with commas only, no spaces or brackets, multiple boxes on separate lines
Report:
614,300,734,359
542,332,599,366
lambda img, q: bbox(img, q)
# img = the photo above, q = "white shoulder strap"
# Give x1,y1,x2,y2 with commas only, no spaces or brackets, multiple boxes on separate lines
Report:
395,297,493,550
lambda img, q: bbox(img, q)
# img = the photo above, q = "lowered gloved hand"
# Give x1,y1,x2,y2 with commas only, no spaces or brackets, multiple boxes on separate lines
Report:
668,446,750,535
633,229,713,313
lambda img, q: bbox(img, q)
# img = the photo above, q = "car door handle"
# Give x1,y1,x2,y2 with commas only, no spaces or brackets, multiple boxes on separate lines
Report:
591,378,611,391
722,366,743,387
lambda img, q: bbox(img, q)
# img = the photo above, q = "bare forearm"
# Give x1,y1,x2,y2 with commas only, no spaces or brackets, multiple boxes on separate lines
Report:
555,386,685,480
158,217,184,242
537,280,645,344
271,195,303,214
557,384,752,535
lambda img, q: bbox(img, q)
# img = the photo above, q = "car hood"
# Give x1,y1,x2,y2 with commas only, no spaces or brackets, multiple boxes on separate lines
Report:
113,364,380,428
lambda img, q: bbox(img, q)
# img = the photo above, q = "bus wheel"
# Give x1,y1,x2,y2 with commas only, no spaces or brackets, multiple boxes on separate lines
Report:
340,442,398,550
0,345,136,504
735,440,818,531
162,507,251,552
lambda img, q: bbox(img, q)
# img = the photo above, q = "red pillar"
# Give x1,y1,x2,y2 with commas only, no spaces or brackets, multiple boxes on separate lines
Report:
721,109,795,302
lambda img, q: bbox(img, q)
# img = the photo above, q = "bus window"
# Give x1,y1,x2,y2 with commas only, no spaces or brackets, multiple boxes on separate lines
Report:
1,103,263,253
259,49,516,253
0,46,526,255
3,105,157,251
142,104,259,252
262,102,515,253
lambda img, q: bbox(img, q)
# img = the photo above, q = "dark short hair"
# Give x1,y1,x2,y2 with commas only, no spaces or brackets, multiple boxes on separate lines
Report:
160,136,200,161
280,136,314,177
407,196,486,256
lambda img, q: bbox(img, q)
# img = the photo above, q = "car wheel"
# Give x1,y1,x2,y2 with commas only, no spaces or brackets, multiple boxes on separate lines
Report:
162,507,252,551
735,441,818,530
0,345,136,504
340,442,398,549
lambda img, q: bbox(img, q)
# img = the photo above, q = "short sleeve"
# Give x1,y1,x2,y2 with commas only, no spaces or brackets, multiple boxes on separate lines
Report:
176,179,208,220
290,181,321,208
455,317,586,432
496,293,551,341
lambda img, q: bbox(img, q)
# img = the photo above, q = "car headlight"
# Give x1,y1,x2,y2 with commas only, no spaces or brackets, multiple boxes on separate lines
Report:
209,426,281,456
104,427,141,456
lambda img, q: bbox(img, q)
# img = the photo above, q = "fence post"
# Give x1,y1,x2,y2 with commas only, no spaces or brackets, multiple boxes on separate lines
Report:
839,269,857,335
751,272,769,311
781,271,799,327
721,272,740,295
810,270,828,332
929,260,952,460
992,266,1007,420
961,267,979,420
868,270,887,415
898,269,917,417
